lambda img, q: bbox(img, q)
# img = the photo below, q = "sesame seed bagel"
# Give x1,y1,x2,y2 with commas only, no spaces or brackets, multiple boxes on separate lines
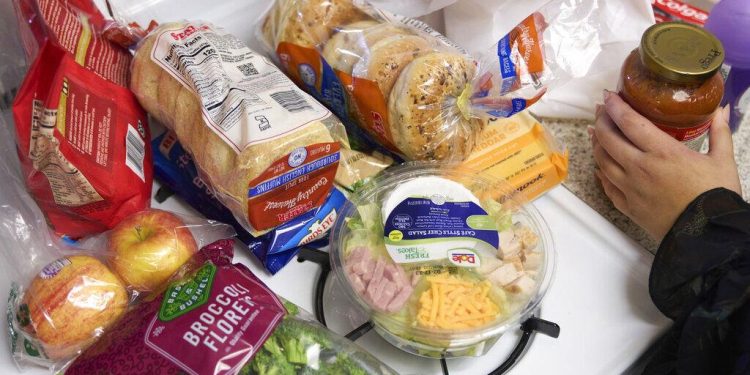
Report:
275,0,372,48
321,20,381,73
387,52,482,161
353,34,433,99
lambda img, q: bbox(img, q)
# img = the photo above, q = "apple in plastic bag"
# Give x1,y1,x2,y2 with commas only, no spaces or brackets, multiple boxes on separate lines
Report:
19,256,128,360
108,209,198,291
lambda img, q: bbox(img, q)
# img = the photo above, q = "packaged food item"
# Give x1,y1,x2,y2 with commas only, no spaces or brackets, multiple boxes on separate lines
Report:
152,130,350,274
10,0,154,238
131,21,348,237
13,0,131,85
6,207,235,371
619,22,725,151
66,239,396,375
329,164,555,357
12,41,153,238
462,112,568,201
261,0,602,161
651,0,708,25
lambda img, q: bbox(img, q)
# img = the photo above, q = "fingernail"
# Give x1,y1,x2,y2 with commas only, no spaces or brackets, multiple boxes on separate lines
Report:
587,126,594,138
602,89,614,103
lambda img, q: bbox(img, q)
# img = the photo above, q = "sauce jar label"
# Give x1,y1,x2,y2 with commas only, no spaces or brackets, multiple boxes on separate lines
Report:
655,119,711,152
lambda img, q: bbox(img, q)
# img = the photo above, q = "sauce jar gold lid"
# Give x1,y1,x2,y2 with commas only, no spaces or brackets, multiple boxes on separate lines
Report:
639,22,724,84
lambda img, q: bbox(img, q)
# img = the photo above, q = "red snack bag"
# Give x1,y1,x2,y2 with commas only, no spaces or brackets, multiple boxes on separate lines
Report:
11,41,153,238
13,0,132,85
66,239,287,375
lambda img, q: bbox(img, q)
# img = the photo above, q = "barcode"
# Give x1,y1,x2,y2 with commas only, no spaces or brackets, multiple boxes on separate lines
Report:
237,62,259,76
125,125,146,182
270,90,313,113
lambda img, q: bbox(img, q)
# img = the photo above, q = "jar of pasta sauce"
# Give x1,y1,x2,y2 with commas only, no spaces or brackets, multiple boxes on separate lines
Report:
619,22,725,151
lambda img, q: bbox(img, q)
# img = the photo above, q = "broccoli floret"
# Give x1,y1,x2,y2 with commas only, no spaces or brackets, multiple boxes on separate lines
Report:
261,335,284,357
274,318,333,350
282,301,299,317
280,336,307,365
318,353,368,375
244,347,296,375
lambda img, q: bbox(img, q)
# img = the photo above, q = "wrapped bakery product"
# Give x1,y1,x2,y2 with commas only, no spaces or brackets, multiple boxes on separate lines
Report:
261,0,602,161
131,21,350,236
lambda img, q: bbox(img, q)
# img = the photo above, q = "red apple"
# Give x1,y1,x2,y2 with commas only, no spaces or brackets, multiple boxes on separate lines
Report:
21,255,128,360
108,209,198,291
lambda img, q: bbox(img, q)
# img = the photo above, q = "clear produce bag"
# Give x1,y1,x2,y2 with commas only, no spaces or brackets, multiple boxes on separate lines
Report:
260,0,602,161
2,202,234,371
64,239,396,375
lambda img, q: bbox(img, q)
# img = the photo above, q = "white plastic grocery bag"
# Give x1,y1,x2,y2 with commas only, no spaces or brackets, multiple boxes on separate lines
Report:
444,0,655,119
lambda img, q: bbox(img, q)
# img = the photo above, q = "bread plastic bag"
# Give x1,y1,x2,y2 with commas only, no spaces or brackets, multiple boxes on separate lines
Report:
10,0,154,238
2,189,235,372
65,239,396,375
152,129,350,274
260,0,602,161
129,20,368,237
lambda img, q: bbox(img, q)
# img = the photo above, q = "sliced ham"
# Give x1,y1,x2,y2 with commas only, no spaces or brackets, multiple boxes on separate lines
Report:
350,274,366,294
374,280,397,310
344,247,416,312
371,258,386,285
387,286,413,312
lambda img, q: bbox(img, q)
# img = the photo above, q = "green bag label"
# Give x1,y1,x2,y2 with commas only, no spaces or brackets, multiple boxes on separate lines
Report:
159,263,216,322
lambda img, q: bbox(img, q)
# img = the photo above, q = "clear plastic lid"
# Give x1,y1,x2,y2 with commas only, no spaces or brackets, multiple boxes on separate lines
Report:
329,163,556,355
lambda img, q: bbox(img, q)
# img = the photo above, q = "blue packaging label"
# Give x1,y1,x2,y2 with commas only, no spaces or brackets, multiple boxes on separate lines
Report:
152,131,345,274
383,197,499,265
486,98,527,118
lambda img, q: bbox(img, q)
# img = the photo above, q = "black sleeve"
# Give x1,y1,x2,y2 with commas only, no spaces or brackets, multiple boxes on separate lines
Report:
645,188,750,375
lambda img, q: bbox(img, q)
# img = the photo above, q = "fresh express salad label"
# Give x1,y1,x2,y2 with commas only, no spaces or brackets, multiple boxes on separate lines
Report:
150,22,331,153
382,177,499,267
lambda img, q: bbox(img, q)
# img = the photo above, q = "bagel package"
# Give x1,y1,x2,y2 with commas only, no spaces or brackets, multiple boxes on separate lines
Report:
130,21,364,236
260,0,601,161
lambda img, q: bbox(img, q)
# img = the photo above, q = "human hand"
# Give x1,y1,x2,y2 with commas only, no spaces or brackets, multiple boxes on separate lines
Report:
590,90,742,242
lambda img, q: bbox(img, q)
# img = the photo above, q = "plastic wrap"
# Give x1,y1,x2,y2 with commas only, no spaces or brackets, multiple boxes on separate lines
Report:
260,0,602,161
4,205,235,371
152,130,348,274
129,20,384,237
329,163,555,357
10,0,154,238
65,239,396,375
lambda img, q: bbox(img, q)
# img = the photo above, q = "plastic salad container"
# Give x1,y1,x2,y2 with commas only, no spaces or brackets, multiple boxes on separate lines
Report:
329,163,556,358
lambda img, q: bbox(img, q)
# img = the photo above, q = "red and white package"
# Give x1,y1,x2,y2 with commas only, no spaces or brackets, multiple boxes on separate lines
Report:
13,0,133,85
12,42,153,238
10,0,153,238
651,0,708,26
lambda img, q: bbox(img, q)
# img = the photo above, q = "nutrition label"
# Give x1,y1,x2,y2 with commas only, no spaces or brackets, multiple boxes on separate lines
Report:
151,22,331,153
28,100,103,206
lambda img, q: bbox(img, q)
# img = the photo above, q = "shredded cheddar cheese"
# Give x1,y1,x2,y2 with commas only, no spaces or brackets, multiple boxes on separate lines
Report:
416,274,501,329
